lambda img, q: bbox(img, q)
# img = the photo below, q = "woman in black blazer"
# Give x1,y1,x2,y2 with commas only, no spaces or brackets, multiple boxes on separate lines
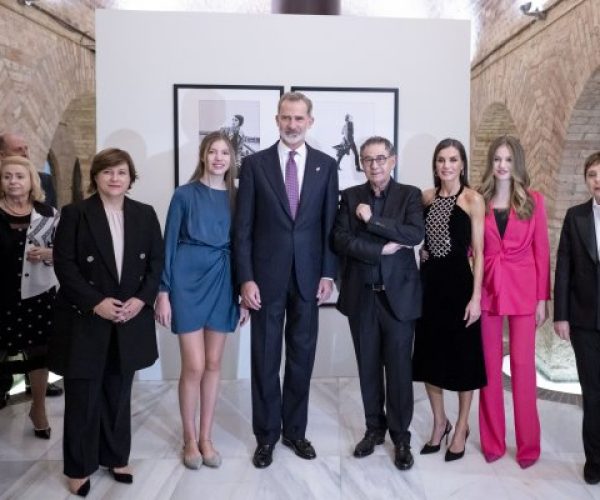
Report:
554,151,600,485
49,148,163,497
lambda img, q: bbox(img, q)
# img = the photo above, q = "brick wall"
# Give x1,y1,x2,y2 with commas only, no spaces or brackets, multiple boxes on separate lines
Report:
0,0,94,207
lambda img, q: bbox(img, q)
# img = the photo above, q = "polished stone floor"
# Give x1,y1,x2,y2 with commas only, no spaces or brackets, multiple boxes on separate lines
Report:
0,377,598,500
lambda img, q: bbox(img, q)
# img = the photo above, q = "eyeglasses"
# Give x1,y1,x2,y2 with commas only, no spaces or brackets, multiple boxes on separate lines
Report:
360,155,391,167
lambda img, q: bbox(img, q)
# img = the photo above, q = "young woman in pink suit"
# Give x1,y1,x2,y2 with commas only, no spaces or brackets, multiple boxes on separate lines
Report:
478,135,550,469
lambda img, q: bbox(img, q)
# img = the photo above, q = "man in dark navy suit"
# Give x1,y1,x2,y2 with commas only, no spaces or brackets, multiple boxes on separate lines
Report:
234,92,338,468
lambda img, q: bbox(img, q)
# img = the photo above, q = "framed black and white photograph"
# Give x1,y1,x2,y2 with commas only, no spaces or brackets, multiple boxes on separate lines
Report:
291,86,399,190
174,84,284,185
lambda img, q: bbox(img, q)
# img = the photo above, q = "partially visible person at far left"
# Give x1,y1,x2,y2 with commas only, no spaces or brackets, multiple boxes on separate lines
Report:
0,155,59,439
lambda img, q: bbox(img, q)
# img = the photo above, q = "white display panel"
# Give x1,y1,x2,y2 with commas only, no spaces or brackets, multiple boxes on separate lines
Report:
96,10,470,380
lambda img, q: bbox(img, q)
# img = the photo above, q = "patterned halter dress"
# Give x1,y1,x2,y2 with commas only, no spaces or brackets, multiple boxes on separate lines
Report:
412,186,486,391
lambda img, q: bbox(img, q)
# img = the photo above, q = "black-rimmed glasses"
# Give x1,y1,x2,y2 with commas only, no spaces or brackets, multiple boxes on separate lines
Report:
360,155,391,167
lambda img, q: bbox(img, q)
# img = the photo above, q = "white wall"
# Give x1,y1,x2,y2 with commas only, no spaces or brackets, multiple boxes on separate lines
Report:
96,10,470,380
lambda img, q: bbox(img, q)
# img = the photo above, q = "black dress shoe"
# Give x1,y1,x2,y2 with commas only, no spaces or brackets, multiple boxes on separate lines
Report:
394,443,414,470
109,468,133,484
353,430,385,458
584,462,600,485
282,437,317,460
0,393,8,410
253,444,275,468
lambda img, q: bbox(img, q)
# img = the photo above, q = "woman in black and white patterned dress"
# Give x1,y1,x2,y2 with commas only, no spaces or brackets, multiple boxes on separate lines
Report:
0,155,59,439
413,138,486,462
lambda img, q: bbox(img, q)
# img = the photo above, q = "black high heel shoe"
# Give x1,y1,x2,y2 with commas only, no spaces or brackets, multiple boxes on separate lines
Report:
29,410,51,439
109,467,133,484
420,419,452,454
68,478,90,497
445,428,470,462
33,427,51,439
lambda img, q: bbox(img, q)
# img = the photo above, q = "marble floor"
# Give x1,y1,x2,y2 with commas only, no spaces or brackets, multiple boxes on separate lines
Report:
0,377,598,500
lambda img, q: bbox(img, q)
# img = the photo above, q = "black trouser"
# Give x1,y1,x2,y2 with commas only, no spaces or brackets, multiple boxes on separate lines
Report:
348,291,414,445
63,332,134,478
250,276,319,445
571,327,600,467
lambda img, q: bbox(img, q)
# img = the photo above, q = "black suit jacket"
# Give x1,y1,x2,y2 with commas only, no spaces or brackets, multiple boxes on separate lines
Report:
554,199,600,330
233,142,338,303
333,180,424,321
48,193,164,378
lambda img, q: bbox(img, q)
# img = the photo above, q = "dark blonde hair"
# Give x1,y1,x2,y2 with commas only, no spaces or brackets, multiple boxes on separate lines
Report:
479,135,534,219
88,148,138,194
0,155,45,202
188,132,237,210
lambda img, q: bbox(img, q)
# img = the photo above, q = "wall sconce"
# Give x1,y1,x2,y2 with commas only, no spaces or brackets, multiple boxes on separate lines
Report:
520,2,547,21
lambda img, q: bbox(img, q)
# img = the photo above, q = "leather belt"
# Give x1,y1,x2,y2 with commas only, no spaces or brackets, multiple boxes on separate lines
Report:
365,284,385,292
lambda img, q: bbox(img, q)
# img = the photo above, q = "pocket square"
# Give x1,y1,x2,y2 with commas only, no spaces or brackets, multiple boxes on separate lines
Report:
316,167,321,172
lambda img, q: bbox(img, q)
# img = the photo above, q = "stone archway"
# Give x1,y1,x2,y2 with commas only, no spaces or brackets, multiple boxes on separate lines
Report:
0,4,95,189
470,102,519,187
536,66,600,382
48,94,96,207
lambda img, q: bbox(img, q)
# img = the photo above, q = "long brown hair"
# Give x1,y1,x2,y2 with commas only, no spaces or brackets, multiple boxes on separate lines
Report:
479,135,534,219
188,131,237,210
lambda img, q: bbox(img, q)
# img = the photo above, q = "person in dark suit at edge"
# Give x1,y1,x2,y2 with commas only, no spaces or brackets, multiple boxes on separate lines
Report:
332,136,424,470
233,91,339,468
554,151,600,485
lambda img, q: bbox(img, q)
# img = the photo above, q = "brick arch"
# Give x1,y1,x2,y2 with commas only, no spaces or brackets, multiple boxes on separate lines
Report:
551,67,600,247
0,5,94,170
21,40,94,168
49,93,96,207
470,102,518,187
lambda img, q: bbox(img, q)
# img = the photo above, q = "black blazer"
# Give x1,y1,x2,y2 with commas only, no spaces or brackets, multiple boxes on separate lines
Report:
333,180,425,321
48,194,164,378
554,199,600,330
233,142,338,303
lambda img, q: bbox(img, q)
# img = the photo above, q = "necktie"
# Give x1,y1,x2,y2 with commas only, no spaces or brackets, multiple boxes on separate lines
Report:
285,150,299,219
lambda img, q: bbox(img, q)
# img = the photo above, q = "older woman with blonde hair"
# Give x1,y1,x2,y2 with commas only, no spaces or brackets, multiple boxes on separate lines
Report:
478,135,550,469
0,155,59,439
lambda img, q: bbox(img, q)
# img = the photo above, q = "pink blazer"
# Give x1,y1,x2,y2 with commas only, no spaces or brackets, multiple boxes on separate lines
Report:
481,190,550,315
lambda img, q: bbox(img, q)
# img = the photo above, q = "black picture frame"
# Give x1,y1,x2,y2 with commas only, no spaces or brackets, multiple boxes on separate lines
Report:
291,86,399,190
173,84,284,186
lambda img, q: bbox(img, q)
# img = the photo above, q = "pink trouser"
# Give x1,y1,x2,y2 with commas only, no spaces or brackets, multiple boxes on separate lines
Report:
479,312,540,464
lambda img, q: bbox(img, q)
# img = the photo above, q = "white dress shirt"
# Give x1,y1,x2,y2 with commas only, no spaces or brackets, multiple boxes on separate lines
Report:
593,198,600,260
